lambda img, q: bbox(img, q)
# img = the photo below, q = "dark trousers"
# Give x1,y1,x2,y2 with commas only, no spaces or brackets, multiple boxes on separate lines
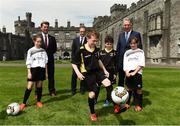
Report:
71,69,86,93
47,61,55,94
118,68,125,87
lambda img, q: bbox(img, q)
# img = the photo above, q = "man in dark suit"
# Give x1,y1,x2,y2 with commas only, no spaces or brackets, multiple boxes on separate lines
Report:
71,26,87,95
116,18,143,87
40,21,57,96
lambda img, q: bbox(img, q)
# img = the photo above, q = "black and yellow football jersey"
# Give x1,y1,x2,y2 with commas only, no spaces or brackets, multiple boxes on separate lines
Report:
99,49,117,74
71,45,100,73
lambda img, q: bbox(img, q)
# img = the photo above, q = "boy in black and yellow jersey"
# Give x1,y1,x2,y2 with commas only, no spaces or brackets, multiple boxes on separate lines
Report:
71,30,120,121
96,35,117,107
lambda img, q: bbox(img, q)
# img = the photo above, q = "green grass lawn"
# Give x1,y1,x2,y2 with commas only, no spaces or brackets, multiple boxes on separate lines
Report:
0,66,180,125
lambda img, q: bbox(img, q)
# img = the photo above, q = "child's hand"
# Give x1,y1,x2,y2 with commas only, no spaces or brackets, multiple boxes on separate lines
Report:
104,70,109,78
126,72,131,77
130,72,136,76
77,73,85,80
27,73,32,79
113,74,116,79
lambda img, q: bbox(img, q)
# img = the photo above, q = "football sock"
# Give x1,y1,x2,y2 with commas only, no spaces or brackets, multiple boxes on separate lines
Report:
127,90,132,105
23,88,32,104
95,86,100,101
137,93,143,107
88,97,95,114
37,87,42,102
106,85,113,102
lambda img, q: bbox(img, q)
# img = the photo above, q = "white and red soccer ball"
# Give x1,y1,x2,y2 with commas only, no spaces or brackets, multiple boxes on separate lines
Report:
111,86,129,105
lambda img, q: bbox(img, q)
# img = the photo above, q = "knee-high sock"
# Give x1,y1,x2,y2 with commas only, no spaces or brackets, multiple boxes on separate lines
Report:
88,97,95,114
37,87,42,102
137,93,143,107
134,91,143,107
127,90,132,105
23,88,32,104
105,85,113,102
95,86,100,101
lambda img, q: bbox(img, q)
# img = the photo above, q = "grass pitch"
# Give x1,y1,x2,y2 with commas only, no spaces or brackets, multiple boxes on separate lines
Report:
0,65,180,125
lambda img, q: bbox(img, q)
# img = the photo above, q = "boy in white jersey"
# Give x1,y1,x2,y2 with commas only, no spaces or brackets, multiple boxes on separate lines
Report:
20,35,48,111
123,37,145,111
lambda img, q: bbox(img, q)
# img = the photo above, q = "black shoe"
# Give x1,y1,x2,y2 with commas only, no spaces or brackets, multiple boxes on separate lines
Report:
50,92,56,97
80,91,85,95
72,91,76,95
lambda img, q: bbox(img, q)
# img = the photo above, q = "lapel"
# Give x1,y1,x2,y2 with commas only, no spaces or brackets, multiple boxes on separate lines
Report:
40,34,46,49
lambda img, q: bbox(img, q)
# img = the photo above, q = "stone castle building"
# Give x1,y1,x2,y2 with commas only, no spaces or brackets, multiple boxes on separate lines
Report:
14,12,92,59
93,0,180,64
0,26,31,61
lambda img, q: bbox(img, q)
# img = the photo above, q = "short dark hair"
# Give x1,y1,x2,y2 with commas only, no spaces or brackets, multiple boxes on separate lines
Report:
79,25,86,30
41,21,49,27
105,35,114,43
130,37,139,44
87,29,99,39
32,34,41,41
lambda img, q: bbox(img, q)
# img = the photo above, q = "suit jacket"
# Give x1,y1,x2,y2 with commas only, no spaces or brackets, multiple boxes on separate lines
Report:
71,36,87,62
116,30,143,69
40,34,57,62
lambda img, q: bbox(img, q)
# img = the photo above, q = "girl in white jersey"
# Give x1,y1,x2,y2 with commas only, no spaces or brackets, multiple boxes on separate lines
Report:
123,37,145,111
20,35,48,111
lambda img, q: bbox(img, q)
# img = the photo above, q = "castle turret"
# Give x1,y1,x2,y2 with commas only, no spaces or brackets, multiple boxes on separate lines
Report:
26,12,32,27
110,4,127,20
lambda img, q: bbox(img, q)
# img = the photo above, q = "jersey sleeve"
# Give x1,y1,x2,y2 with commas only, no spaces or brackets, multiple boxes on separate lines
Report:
123,51,128,71
26,50,32,68
71,48,81,65
138,50,145,67
45,52,48,64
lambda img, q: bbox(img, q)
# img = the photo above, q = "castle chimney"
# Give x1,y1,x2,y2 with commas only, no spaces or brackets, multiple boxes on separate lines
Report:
2,26,6,33
67,21,70,28
55,19,58,28
18,16,20,21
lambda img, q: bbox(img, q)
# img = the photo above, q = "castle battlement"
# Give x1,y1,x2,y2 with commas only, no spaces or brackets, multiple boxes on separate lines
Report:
110,4,127,14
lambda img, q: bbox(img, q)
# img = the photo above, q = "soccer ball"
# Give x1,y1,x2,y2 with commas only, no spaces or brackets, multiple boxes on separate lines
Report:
6,102,20,116
111,86,129,105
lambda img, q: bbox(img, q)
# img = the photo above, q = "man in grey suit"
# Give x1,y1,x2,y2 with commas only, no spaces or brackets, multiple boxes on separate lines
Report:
71,26,87,95
116,18,143,87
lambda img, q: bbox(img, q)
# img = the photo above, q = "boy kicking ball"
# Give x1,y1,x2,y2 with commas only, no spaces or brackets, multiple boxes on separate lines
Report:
20,35,48,111
123,37,145,111
71,30,120,121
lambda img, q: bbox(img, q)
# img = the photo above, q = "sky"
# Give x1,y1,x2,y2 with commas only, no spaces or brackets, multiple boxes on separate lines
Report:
0,0,139,33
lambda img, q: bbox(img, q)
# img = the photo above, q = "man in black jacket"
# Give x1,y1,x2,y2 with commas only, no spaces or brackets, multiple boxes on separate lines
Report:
40,21,57,96
71,26,87,95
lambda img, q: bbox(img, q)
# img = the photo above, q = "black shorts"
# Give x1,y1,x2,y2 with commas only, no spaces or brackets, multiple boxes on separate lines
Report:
125,70,142,89
109,73,116,85
83,70,107,92
27,67,46,82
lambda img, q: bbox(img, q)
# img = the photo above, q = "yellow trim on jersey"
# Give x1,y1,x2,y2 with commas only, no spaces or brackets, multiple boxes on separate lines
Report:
85,43,95,52
80,52,87,73
105,48,112,53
